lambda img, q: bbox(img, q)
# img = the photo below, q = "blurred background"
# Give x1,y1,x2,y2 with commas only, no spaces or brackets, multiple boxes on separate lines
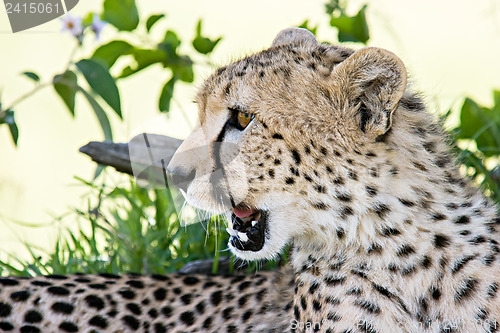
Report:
0,0,499,275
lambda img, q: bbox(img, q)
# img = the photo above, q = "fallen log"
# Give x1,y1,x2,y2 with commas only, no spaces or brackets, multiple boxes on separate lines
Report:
79,133,183,184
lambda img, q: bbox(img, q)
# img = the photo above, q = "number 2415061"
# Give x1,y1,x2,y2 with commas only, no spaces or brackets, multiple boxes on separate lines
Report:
5,2,61,14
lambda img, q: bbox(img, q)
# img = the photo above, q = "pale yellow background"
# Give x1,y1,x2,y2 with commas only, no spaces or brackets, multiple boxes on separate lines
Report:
0,0,499,259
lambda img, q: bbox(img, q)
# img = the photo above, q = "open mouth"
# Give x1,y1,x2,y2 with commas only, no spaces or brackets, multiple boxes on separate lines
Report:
226,207,268,252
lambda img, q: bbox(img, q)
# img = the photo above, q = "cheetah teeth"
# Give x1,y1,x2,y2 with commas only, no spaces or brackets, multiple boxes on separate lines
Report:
251,220,258,227
237,232,249,242
226,227,250,242
226,227,238,237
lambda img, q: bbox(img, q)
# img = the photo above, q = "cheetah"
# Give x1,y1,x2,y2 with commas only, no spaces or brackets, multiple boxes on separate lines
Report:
0,28,499,332
167,28,500,332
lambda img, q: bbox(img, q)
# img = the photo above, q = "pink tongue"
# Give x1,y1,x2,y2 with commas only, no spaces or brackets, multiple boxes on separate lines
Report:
233,208,257,218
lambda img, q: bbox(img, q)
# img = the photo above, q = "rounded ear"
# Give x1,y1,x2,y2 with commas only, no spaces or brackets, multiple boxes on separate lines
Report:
331,47,407,137
271,28,318,47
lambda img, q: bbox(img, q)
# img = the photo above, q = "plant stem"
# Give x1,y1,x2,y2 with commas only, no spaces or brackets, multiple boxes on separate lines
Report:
2,82,51,113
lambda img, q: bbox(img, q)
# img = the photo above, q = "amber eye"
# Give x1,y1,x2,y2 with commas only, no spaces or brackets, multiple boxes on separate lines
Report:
237,112,254,129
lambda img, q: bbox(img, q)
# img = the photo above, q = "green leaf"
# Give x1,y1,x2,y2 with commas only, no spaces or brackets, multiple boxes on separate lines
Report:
330,5,369,44
53,70,78,116
102,0,139,31
118,48,166,78
159,30,181,58
458,97,500,157
92,40,133,69
192,20,221,55
159,77,176,112
79,88,113,141
0,109,19,146
22,71,40,82
146,14,165,32
76,59,122,118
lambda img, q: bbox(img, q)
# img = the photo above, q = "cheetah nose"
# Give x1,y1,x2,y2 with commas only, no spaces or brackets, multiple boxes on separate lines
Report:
166,167,196,193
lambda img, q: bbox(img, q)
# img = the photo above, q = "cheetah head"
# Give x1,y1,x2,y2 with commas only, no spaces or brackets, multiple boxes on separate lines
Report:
168,28,407,261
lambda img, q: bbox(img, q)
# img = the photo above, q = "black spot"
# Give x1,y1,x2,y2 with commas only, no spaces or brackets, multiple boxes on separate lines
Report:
119,289,136,299
31,280,51,287
51,302,74,314
122,315,140,330
285,177,295,185
382,227,401,237
469,235,486,245
268,169,275,178
291,149,301,164
211,290,222,306
161,306,172,317
183,276,200,285
332,176,344,185
73,278,91,283
336,228,345,239
88,283,107,290
99,273,120,279
59,322,78,332
10,290,30,302
0,278,19,286
126,303,142,315
148,309,158,318
451,254,477,274
340,206,354,218
203,316,213,329
153,288,167,301
398,198,415,207
309,282,320,294
47,286,70,296
24,310,43,323
434,234,451,248
0,303,12,317
180,311,195,326
314,184,326,193
455,278,478,302
348,170,358,180
89,315,108,329
0,322,14,330
487,282,498,298
374,203,391,219
454,215,470,224
126,280,144,289
312,202,329,210
180,293,192,305
238,281,251,291
366,185,377,196
421,255,433,269
324,276,346,286
459,230,471,236
154,323,167,333
430,286,441,300
397,244,415,257
300,296,307,310
84,295,105,310
354,299,381,315
336,193,352,202
304,174,313,182
367,243,383,254
20,326,40,333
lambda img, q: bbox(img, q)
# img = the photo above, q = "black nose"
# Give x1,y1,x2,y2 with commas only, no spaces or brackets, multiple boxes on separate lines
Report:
166,167,196,192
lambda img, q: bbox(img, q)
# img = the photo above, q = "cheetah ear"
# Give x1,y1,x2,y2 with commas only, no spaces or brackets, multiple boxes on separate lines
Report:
332,47,407,138
271,28,318,47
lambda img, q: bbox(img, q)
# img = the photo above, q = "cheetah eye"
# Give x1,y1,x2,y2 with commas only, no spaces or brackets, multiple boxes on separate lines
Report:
236,112,254,130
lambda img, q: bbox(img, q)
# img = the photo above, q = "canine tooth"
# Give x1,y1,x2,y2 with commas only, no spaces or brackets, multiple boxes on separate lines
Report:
251,220,258,227
226,227,238,237
237,232,249,242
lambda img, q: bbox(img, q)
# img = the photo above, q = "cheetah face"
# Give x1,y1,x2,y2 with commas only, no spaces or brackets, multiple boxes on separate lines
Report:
168,28,406,261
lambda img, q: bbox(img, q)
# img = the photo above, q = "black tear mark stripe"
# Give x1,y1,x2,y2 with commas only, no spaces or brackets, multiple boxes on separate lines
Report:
211,120,234,206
